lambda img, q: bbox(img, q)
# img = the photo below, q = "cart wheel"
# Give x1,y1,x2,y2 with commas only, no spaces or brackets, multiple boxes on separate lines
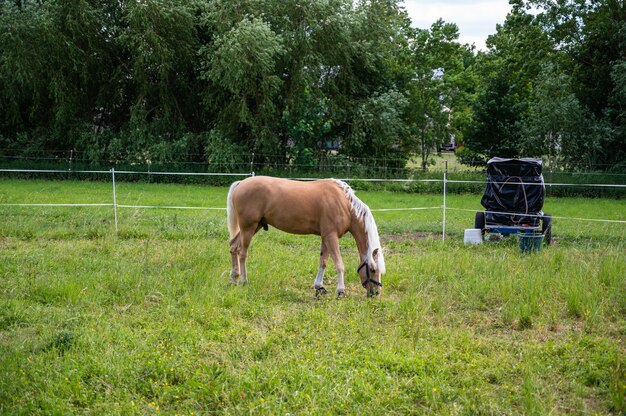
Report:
474,211,486,230
542,214,552,245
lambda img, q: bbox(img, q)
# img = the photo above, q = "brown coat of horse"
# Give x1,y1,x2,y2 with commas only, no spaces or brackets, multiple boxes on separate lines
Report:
227,176,385,296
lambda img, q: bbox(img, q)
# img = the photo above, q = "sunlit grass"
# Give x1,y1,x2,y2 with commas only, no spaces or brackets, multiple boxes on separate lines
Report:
0,179,624,414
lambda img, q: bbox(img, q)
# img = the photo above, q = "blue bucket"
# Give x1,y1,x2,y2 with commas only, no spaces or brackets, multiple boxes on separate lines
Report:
518,233,544,254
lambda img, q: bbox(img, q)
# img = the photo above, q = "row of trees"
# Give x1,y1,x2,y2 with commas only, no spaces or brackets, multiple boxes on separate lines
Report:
462,0,625,171
0,0,624,172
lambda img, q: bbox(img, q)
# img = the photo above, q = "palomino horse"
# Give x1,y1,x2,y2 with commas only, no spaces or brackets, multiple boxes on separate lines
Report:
227,176,386,296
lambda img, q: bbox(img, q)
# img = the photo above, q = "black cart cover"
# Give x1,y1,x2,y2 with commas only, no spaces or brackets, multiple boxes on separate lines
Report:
480,157,545,226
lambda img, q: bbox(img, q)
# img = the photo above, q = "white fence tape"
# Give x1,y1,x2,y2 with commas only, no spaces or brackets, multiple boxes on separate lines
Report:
115,170,252,177
371,206,441,212
446,179,626,188
0,168,251,177
444,207,626,224
0,168,624,235
0,168,112,174
117,204,226,210
0,203,112,207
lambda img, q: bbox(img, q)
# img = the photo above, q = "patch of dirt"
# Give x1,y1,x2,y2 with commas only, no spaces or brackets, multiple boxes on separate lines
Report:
382,231,441,242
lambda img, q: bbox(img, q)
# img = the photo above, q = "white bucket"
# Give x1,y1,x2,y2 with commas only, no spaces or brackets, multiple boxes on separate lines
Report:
464,229,483,245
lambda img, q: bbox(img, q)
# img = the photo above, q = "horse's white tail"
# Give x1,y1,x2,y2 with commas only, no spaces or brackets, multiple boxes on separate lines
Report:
227,181,241,239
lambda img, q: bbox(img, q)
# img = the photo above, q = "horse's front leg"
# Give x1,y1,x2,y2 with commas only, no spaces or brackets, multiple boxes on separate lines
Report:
325,234,346,297
314,240,330,295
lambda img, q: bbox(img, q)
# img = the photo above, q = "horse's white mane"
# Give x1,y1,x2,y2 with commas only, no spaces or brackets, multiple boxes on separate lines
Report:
333,179,386,274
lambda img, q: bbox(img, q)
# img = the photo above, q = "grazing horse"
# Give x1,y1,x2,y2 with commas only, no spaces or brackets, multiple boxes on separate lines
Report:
227,176,386,297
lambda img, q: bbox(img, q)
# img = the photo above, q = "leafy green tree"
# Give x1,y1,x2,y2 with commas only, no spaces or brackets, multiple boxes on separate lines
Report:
200,16,285,156
406,19,469,171
0,0,206,162
200,0,414,166
464,0,625,171
518,64,586,168
532,0,625,170
348,89,408,164
462,5,552,164
281,91,332,166
263,0,353,159
0,1,116,151
334,1,413,165
122,0,199,127
0,0,471,173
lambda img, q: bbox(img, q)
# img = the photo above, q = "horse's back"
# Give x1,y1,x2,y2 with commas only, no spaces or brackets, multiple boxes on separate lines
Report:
230,176,350,235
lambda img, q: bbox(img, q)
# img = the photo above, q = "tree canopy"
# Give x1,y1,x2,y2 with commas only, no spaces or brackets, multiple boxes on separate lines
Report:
460,0,625,170
0,0,623,172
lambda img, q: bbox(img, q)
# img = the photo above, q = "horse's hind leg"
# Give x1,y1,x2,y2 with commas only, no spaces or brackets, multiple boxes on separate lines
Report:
314,240,330,295
229,232,241,284
238,226,257,286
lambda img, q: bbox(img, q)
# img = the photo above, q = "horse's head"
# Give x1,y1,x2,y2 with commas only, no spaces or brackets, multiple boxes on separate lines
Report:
358,248,383,297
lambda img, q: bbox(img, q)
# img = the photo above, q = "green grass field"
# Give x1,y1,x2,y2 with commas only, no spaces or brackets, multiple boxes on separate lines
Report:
0,179,624,415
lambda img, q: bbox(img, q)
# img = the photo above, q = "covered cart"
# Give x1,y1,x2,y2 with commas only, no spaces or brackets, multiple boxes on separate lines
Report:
474,157,552,244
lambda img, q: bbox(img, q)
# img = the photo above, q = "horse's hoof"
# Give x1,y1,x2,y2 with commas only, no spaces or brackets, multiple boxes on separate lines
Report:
315,286,328,297
336,290,346,299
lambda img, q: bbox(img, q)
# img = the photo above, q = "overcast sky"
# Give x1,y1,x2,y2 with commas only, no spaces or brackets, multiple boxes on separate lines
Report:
402,0,513,50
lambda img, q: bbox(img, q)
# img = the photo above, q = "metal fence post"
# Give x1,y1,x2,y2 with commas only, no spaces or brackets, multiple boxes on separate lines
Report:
442,161,447,242
111,168,118,233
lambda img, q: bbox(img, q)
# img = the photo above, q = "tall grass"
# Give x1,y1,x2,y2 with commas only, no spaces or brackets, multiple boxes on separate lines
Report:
0,179,624,414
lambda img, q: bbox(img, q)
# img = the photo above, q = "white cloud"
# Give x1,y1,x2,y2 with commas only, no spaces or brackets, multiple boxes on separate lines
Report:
402,0,512,50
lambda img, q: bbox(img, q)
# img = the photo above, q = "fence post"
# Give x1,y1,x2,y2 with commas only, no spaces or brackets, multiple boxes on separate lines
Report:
442,161,447,242
111,168,118,233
